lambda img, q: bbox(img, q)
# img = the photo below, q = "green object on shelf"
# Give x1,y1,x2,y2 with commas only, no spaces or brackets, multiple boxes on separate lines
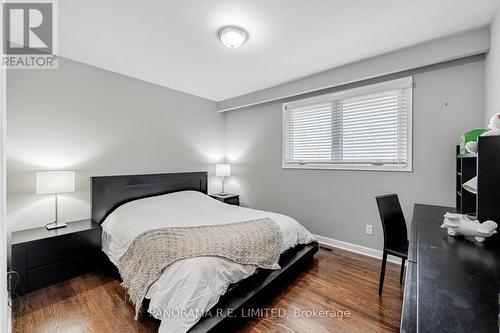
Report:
460,128,488,155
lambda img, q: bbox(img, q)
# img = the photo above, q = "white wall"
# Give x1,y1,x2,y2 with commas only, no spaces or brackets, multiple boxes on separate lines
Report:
6,57,224,232
224,60,485,250
486,7,500,122
1,1,10,330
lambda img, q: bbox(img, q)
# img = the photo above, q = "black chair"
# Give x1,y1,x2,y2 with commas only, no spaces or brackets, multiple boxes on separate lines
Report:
375,194,408,296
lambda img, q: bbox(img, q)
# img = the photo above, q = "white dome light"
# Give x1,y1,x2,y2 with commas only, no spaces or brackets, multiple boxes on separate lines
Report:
217,26,248,48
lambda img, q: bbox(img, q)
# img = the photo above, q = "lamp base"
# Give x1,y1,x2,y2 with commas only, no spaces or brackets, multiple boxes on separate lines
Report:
46,222,67,230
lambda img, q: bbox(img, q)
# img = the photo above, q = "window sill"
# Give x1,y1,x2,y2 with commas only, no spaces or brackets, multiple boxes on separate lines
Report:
282,163,412,172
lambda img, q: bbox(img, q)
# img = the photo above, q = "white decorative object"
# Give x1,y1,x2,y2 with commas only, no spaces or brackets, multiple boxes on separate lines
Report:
441,213,497,242
487,113,500,131
464,113,500,154
465,141,478,154
462,176,477,194
481,113,500,137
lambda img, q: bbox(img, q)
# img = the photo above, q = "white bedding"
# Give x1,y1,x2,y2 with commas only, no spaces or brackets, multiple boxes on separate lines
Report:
101,190,315,333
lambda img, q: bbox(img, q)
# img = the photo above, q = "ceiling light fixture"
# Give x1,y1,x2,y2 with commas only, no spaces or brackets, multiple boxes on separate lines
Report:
217,26,248,49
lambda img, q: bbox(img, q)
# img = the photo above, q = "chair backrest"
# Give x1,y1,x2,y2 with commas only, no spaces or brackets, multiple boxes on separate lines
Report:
376,194,408,251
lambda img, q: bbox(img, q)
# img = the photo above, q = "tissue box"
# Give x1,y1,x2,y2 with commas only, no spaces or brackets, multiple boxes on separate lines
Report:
460,128,487,155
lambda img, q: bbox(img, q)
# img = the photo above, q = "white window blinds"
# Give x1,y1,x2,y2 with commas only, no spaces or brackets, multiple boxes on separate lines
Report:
283,77,412,171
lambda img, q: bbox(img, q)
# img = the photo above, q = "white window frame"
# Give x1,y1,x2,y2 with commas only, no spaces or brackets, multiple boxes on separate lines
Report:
282,77,413,172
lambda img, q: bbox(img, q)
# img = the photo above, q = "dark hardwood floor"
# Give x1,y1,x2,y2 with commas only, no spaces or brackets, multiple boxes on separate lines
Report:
13,248,403,333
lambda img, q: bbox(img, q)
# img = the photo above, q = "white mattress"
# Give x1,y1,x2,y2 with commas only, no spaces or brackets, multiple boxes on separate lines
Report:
101,190,315,333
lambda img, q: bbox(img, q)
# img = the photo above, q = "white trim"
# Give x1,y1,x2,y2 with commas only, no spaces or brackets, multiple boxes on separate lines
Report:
0,1,9,330
282,163,412,172
314,234,403,265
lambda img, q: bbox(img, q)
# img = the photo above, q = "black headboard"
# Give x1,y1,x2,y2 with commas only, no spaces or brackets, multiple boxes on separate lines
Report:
91,172,207,224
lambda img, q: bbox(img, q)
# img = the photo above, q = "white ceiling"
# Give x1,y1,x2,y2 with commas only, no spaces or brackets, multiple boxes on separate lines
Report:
59,0,500,101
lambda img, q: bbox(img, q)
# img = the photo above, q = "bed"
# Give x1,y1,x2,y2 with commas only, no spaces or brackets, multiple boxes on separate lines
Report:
91,172,318,332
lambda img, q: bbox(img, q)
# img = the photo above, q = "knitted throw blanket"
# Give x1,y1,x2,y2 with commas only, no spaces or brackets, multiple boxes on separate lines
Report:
118,218,283,319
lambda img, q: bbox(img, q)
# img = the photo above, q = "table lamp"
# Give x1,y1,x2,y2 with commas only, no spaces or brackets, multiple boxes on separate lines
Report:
36,171,75,230
215,164,231,195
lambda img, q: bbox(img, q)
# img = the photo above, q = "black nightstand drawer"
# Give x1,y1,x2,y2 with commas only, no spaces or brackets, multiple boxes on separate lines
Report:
225,196,240,205
26,252,100,291
26,229,100,269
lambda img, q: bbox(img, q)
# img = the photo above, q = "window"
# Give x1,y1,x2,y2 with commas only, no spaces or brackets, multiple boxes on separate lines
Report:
283,77,412,171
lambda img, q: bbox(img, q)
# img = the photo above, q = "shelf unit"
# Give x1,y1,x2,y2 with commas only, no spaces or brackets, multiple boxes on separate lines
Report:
456,147,477,215
456,136,500,223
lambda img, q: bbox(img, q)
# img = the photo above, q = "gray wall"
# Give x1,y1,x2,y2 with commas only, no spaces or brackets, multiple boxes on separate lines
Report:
224,60,485,250
218,28,489,112
7,57,224,232
6,33,489,253
486,8,500,122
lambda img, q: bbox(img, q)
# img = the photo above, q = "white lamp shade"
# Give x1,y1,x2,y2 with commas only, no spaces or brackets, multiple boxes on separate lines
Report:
36,171,75,195
215,164,231,177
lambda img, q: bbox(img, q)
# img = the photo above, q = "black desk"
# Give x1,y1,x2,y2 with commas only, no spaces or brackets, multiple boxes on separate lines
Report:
401,204,500,333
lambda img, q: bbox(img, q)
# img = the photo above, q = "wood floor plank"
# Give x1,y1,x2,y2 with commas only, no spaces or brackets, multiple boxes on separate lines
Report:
13,248,403,332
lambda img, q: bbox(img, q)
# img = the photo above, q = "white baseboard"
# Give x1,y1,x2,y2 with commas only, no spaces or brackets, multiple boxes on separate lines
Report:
313,234,402,265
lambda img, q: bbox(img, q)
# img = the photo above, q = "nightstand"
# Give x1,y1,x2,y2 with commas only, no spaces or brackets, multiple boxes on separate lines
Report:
209,193,240,206
11,219,102,295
